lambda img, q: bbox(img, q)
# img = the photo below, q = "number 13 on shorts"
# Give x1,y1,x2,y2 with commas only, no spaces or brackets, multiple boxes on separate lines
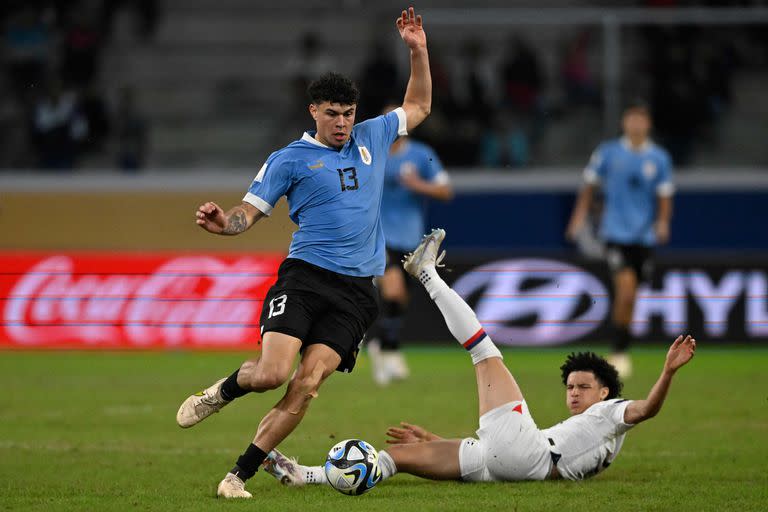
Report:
268,294,287,318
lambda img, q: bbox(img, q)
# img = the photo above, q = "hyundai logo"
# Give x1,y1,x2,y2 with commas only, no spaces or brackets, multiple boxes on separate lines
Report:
452,259,609,345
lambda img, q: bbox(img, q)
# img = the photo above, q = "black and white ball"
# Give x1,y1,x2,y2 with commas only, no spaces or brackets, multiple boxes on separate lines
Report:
324,439,382,495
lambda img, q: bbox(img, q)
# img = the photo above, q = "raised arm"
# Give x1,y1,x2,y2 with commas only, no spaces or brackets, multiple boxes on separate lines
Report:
624,334,696,425
195,201,264,236
397,7,431,132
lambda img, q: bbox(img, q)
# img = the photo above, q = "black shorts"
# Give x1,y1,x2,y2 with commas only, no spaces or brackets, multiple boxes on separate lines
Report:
260,258,379,373
605,243,654,282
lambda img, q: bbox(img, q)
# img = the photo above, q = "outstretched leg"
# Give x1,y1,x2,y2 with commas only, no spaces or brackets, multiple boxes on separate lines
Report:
263,439,463,486
383,440,462,480
404,229,524,416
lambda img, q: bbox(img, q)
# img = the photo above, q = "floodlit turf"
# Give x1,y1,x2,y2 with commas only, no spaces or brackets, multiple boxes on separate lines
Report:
1,345,766,511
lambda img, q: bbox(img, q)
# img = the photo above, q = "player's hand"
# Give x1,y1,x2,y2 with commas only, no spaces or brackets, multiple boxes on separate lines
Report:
386,422,434,444
664,334,696,373
396,7,426,50
655,221,670,245
195,201,227,234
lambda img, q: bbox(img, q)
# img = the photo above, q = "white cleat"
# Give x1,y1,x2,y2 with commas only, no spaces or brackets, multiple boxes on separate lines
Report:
608,353,633,379
262,449,305,486
384,350,410,381
176,377,230,428
217,472,252,499
367,338,391,386
403,228,446,278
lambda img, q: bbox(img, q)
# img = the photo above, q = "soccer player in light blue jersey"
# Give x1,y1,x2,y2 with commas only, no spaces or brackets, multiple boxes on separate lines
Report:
175,8,432,499
567,101,674,377
368,107,452,385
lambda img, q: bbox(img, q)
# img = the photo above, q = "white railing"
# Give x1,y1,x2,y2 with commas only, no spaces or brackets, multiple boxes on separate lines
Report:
3,167,768,192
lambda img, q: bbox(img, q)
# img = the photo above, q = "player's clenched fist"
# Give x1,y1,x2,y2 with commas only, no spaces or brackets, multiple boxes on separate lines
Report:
195,201,227,234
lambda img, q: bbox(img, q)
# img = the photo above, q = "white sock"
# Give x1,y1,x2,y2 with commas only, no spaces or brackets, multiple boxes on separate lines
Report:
303,465,328,485
378,450,397,481
418,266,502,365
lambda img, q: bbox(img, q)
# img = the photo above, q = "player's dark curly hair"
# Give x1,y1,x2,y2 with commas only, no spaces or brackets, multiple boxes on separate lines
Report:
560,352,623,399
307,72,360,105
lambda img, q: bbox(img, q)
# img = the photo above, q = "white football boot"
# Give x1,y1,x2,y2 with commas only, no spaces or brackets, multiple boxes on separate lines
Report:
262,449,306,486
176,378,229,428
366,338,391,386
608,353,633,379
384,350,410,381
216,472,252,499
403,228,446,278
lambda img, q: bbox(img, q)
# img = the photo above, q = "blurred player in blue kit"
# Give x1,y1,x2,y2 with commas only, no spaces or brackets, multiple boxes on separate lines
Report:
566,101,674,377
175,8,432,499
368,105,453,386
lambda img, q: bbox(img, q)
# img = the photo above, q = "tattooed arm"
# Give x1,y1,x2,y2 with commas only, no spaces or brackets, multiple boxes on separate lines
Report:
195,201,264,236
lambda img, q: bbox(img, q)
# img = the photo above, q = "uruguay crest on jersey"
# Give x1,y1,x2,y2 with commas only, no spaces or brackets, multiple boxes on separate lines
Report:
358,145,372,165
642,160,657,179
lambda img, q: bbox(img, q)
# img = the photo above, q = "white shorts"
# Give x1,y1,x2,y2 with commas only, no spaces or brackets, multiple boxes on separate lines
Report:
459,400,553,482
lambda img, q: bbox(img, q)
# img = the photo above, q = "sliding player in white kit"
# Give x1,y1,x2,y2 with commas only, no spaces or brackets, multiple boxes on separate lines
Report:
262,229,697,484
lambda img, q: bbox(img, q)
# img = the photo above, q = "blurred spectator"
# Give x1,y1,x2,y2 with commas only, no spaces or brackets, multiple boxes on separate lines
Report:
114,86,148,172
31,77,89,170
453,38,496,126
500,35,544,113
440,38,498,166
560,29,600,109
80,82,111,154
479,109,530,168
102,0,160,42
646,27,709,166
357,38,399,121
283,32,337,135
693,33,735,124
3,6,53,104
0,74,30,168
60,2,103,88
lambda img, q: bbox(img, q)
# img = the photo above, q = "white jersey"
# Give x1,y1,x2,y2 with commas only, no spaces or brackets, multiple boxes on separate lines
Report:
542,398,635,481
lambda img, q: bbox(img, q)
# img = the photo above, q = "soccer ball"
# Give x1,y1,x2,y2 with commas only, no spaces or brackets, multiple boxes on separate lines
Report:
324,439,382,496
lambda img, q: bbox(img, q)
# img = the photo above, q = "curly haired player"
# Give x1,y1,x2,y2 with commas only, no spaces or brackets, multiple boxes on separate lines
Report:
262,229,696,485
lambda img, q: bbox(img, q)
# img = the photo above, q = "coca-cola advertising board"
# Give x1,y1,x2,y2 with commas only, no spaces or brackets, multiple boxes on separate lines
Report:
0,252,284,349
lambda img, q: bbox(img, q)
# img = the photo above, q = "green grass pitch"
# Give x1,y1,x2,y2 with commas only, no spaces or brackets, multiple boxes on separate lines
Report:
1,346,766,511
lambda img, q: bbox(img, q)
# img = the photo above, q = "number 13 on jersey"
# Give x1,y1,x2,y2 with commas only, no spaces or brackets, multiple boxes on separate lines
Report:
337,167,359,191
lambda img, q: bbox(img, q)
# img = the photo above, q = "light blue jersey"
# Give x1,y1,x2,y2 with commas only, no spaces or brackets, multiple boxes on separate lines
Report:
381,140,448,251
584,137,674,246
244,108,407,277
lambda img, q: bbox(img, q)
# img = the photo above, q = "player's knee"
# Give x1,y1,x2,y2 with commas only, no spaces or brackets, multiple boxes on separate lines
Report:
261,372,289,390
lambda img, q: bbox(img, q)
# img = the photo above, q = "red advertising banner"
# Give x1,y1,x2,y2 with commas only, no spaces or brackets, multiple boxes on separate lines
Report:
0,252,284,350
